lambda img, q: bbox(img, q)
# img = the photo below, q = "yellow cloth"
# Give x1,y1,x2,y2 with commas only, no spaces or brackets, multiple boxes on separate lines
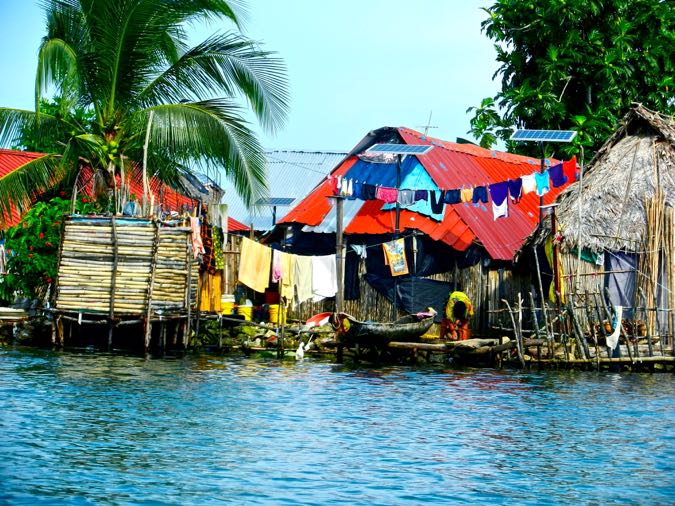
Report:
382,238,409,276
545,237,566,303
460,188,473,203
293,254,313,306
444,291,474,320
199,271,223,312
279,251,295,302
238,237,272,293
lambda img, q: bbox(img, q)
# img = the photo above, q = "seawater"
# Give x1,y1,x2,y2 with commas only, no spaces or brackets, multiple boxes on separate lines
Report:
0,347,673,505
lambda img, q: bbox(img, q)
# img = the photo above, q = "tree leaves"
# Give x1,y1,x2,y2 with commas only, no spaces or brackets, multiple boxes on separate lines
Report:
467,0,675,158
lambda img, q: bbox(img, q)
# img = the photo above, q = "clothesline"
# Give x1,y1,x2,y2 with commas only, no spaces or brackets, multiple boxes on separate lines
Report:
328,157,577,221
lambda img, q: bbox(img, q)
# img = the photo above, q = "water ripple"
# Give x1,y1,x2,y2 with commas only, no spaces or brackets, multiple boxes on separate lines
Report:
0,347,673,505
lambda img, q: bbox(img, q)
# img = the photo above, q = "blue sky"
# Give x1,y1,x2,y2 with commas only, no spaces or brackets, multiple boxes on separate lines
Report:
0,0,500,152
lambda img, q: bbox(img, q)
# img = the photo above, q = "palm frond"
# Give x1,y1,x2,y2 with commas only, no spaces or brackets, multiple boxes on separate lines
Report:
143,99,268,207
0,108,68,150
138,32,289,133
0,154,64,221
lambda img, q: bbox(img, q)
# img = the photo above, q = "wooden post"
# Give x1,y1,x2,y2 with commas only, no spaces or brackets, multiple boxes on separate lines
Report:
108,216,118,350
333,196,345,314
184,236,193,349
533,247,552,341
144,221,160,352
503,298,525,367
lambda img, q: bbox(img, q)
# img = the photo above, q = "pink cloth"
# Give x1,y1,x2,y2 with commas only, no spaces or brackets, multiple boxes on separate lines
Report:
376,186,398,203
272,249,282,283
190,217,205,258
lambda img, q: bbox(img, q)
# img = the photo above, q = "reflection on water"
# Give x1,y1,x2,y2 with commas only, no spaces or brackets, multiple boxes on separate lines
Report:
0,347,673,505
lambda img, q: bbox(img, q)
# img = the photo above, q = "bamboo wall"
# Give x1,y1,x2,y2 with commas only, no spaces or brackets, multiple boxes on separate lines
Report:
55,216,194,316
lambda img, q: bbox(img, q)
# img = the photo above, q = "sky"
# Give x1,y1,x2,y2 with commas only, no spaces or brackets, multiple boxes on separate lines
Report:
0,0,500,152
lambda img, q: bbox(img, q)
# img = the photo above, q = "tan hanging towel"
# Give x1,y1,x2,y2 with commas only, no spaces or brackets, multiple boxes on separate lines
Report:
238,237,272,293
279,252,295,302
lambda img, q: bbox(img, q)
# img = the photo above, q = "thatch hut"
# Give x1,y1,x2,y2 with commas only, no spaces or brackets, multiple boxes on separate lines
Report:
529,104,675,342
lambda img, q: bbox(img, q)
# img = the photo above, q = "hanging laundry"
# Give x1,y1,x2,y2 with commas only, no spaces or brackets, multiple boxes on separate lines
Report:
311,254,338,302
507,178,522,203
535,170,550,196
238,237,272,293
189,217,205,259
328,175,339,195
293,255,313,305
272,249,282,283
397,189,416,206
548,163,567,188
382,238,409,276
563,156,578,182
489,181,509,220
521,173,537,194
429,191,445,214
350,180,363,200
279,251,295,301
346,178,353,197
472,186,488,204
376,186,398,203
443,189,461,204
362,183,378,200
414,189,429,202
218,204,229,249
340,177,350,196
199,271,223,312
460,188,473,203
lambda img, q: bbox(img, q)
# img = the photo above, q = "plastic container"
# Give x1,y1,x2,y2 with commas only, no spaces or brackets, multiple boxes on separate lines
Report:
237,305,253,321
222,301,236,315
268,304,286,325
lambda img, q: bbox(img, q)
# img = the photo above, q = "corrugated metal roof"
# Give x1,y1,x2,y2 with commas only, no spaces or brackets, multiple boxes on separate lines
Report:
216,150,347,230
278,127,574,261
0,149,47,229
0,149,249,232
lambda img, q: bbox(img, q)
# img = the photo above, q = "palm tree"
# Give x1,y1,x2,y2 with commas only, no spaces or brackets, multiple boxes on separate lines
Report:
0,0,289,220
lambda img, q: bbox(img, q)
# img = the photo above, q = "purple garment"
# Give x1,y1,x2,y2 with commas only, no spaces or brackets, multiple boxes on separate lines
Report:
549,163,567,188
489,181,509,206
414,189,429,202
507,178,522,202
472,186,488,204
443,189,461,204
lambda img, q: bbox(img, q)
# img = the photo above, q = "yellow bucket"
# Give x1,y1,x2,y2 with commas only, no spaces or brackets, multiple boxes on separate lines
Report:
237,305,253,321
268,304,286,325
222,301,235,315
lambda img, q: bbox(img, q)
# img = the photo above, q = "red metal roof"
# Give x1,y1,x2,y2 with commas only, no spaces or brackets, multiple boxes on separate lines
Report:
0,149,249,232
278,127,574,261
0,149,47,229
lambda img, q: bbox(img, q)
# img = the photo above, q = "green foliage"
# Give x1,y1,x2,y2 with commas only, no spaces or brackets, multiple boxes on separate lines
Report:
0,196,97,303
468,0,675,158
0,0,289,216
14,98,95,154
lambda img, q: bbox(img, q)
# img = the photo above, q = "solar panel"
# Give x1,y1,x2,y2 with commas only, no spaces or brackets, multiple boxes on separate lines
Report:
366,143,434,155
510,129,577,143
256,197,295,206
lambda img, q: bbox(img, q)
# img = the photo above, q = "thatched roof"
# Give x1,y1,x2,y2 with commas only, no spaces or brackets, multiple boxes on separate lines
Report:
541,104,675,253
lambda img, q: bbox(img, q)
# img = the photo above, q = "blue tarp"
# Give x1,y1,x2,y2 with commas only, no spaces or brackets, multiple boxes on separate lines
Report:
344,158,444,221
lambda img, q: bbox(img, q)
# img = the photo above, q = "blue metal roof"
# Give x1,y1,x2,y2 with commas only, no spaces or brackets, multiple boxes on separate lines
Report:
212,150,347,231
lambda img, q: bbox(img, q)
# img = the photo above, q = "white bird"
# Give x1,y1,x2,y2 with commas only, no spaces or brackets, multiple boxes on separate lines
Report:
295,341,305,360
